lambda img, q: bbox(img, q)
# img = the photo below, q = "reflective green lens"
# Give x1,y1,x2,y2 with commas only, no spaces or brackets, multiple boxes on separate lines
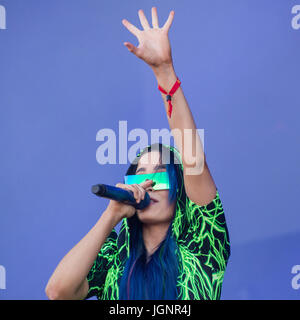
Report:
124,171,170,190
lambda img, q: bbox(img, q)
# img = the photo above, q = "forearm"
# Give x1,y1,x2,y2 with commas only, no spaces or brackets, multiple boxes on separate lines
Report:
152,64,205,175
45,209,120,300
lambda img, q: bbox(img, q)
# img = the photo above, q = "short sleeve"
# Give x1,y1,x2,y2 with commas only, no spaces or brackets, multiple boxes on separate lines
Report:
85,228,118,299
181,188,230,271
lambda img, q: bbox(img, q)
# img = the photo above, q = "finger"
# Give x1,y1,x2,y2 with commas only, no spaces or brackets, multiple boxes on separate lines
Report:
122,19,141,37
116,183,140,201
138,9,151,30
151,7,159,28
123,41,136,53
116,183,125,188
135,184,146,200
139,179,154,189
133,184,144,202
162,10,175,32
126,184,140,202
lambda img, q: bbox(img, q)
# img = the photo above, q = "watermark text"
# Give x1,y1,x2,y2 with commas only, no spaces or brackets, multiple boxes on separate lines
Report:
291,265,300,290
0,265,6,289
96,121,205,175
291,5,300,30
0,4,6,30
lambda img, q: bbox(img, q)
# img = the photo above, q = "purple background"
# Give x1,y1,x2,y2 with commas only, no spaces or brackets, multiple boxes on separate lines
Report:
0,0,299,299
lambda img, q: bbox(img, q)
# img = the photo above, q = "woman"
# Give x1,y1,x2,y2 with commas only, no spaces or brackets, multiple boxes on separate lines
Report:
45,8,230,300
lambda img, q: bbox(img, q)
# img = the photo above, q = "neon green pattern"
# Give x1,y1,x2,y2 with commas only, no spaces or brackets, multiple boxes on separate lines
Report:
86,145,230,300
175,190,230,299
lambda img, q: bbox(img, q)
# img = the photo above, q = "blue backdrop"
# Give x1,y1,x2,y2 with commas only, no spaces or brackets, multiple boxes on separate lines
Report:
0,0,299,299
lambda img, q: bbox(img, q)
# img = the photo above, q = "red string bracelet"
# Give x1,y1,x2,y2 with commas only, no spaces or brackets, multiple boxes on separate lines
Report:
158,77,181,118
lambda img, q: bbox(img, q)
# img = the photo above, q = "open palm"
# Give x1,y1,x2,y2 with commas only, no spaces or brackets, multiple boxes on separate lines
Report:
122,7,175,68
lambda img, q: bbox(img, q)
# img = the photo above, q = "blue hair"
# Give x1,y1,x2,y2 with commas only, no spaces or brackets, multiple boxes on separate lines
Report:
119,143,181,300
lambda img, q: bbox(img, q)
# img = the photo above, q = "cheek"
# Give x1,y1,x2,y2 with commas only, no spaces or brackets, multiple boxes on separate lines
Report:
158,196,176,219
159,197,171,209
160,191,175,209
159,190,170,202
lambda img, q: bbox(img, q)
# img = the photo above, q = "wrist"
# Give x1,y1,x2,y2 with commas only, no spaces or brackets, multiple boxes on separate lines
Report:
152,63,178,91
101,207,122,228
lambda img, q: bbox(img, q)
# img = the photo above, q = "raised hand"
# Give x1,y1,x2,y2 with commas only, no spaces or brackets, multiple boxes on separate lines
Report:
122,7,175,69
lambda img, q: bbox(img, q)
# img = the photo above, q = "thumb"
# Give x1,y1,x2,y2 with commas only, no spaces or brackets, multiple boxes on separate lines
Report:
123,42,135,52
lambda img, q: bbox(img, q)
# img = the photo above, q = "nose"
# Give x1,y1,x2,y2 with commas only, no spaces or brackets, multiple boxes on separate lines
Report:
145,180,156,192
146,185,154,192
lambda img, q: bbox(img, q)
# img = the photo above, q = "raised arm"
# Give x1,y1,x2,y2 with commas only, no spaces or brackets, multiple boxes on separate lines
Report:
122,7,216,205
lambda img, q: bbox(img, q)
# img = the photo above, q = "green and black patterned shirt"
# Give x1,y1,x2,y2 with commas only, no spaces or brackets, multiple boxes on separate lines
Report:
85,188,230,300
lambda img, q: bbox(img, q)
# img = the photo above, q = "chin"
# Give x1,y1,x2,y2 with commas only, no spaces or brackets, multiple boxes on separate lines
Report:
136,207,160,224
137,208,172,226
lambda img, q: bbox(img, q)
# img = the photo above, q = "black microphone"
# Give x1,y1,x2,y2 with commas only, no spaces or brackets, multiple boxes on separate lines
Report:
91,184,150,210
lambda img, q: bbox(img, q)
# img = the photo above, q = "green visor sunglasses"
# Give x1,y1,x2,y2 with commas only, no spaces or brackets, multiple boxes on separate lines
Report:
124,171,170,190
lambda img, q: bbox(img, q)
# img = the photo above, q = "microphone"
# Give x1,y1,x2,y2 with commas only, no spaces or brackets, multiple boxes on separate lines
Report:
91,184,150,210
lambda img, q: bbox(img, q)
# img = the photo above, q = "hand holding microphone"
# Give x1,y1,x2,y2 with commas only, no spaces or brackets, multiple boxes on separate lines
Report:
92,179,154,220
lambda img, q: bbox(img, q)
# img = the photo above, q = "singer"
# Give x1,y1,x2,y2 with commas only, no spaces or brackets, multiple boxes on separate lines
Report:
45,7,230,300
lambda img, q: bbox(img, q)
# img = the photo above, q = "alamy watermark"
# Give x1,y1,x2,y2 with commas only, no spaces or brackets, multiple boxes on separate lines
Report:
0,265,6,290
0,4,6,30
291,5,300,30
291,265,300,290
96,121,205,175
